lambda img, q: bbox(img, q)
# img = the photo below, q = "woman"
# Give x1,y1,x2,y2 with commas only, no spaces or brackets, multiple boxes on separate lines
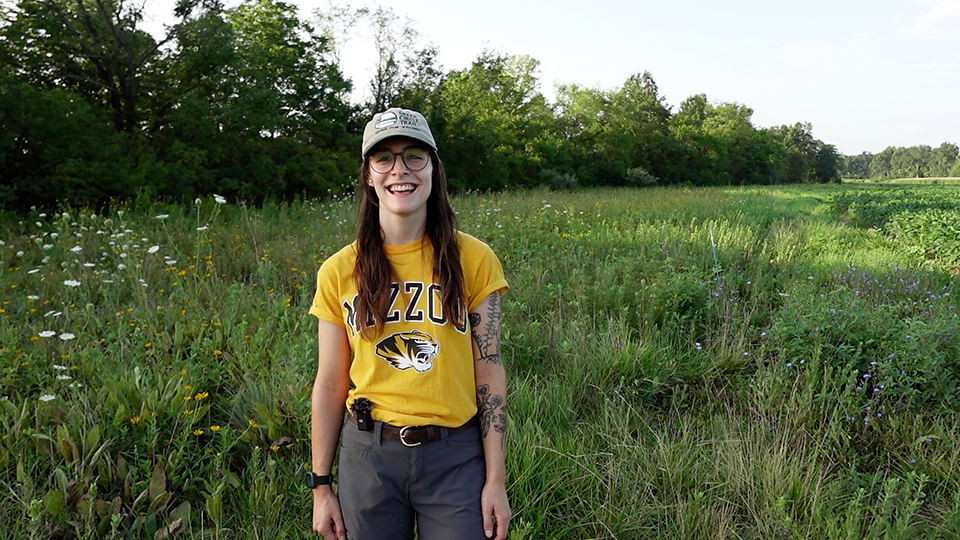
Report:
308,108,511,540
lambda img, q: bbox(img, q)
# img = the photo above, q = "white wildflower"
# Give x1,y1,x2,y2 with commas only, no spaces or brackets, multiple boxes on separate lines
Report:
214,194,227,204
165,260,177,265
69,382,83,389
196,226,209,231
27,295,39,300
117,264,126,270
70,245,82,253
16,251,24,257
42,244,54,250
63,279,81,287
59,333,75,341
53,364,68,370
27,269,40,274
56,375,72,381
83,263,95,268
155,214,170,220
39,331,57,338
147,246,160,254
39,394,56,402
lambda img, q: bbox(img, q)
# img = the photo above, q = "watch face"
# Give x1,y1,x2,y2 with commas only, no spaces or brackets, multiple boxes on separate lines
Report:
305,472,331,488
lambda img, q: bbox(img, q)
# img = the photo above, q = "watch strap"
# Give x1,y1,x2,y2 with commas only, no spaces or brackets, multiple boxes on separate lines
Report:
305,472,333,488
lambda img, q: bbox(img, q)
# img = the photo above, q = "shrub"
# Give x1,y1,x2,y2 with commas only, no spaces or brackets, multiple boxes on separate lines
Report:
624,166,659,187
539,169,579,192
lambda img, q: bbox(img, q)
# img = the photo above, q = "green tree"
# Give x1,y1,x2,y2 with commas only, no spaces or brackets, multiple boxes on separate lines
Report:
432,51,553,190
2,0,170,133
929,142,959,177
843,152,872,179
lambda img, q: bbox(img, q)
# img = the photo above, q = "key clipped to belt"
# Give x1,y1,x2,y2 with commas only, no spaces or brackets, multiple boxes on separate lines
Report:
350,397,373,432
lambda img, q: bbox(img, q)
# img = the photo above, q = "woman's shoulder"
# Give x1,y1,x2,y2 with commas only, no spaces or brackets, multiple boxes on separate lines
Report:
319,241,359,274
455,231,500,262
455,230,493,251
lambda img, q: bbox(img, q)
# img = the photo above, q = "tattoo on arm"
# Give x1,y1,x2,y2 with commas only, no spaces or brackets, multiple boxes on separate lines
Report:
470,292,502,365
476,384,507,444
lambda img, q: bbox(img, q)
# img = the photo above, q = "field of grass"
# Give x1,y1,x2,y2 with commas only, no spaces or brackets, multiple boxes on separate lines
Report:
1,185,959,539
845,178,960,185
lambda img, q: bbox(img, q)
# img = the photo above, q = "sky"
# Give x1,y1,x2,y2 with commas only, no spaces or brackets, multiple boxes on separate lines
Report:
143,0,960,155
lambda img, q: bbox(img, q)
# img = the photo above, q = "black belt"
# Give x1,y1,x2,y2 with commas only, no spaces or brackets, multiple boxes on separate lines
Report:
348,414,478,447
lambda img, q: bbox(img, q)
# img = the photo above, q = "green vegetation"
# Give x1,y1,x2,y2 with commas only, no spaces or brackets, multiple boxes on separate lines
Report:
1,185,959,538
844,143,960,180
833,186,960,269
1,0,841,211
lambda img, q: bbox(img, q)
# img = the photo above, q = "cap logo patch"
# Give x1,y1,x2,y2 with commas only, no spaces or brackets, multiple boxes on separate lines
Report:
375,111,398,129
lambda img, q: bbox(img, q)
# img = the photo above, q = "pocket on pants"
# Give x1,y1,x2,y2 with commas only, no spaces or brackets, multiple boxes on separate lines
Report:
339,422,374,453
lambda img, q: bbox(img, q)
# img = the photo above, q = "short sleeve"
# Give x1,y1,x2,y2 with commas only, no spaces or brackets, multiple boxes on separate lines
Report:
464,237,509,313
309,257,348,327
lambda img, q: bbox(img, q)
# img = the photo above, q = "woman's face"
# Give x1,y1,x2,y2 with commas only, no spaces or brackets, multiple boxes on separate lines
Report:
366,136,434,222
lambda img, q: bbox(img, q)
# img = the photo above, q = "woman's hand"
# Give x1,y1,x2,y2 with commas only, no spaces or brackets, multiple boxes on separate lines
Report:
312,486,347,540
481,480,511,539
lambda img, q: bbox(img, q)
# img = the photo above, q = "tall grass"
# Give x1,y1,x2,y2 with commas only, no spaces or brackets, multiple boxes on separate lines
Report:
1,185,958,538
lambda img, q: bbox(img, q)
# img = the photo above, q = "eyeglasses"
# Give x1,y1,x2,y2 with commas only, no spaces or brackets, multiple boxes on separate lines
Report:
368,148,430,174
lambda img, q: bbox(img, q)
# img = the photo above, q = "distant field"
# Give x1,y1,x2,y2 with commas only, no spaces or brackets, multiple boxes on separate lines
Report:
845,177,960,184
1,185,959,539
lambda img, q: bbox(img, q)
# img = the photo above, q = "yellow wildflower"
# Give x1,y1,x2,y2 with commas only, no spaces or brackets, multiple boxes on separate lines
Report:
248,419,259,428
210,425,221,432
193,429,204,436
183,409,194,415
194,392,209,401
130,416,141,425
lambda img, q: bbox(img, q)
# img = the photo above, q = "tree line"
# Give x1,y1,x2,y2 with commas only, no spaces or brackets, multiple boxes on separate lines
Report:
0,0,843,211
843,143,960,180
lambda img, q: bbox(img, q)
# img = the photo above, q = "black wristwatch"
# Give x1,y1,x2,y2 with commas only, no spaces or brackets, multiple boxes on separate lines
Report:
305,472,333,488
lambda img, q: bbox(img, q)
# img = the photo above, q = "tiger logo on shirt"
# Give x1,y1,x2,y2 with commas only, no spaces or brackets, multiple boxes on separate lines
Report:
374,330,440,372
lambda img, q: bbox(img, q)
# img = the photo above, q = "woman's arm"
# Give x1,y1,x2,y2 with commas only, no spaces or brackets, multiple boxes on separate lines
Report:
311,319,352,540
470,291,511,540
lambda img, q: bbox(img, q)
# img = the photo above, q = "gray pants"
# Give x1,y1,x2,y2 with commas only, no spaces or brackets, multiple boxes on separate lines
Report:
338,420,488,540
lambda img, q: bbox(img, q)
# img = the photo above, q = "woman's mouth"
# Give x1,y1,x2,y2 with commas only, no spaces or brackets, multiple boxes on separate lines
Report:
389,183,417,194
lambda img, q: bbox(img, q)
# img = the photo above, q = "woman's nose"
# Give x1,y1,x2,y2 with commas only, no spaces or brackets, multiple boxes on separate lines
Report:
390,155,409,174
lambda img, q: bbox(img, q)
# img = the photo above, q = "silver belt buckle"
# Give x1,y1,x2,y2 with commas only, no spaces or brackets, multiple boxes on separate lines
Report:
399,426,421,447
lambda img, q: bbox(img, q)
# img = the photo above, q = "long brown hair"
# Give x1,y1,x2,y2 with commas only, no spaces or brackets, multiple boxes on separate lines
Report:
353,147,465,337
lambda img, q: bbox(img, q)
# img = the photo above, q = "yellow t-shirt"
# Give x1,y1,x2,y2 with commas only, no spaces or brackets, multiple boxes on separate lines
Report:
309,232,508,427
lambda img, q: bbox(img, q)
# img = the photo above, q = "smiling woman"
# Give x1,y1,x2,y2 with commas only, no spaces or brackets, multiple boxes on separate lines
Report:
308,108,511,540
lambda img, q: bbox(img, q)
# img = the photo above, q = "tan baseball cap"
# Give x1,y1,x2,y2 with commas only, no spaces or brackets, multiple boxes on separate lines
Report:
361,108,437,156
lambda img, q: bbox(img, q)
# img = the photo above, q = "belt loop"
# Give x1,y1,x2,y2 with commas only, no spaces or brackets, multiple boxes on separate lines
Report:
373,420,383,446
440,426,449,439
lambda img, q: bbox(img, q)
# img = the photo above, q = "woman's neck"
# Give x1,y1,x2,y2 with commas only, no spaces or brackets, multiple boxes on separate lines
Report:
379,211,427,245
